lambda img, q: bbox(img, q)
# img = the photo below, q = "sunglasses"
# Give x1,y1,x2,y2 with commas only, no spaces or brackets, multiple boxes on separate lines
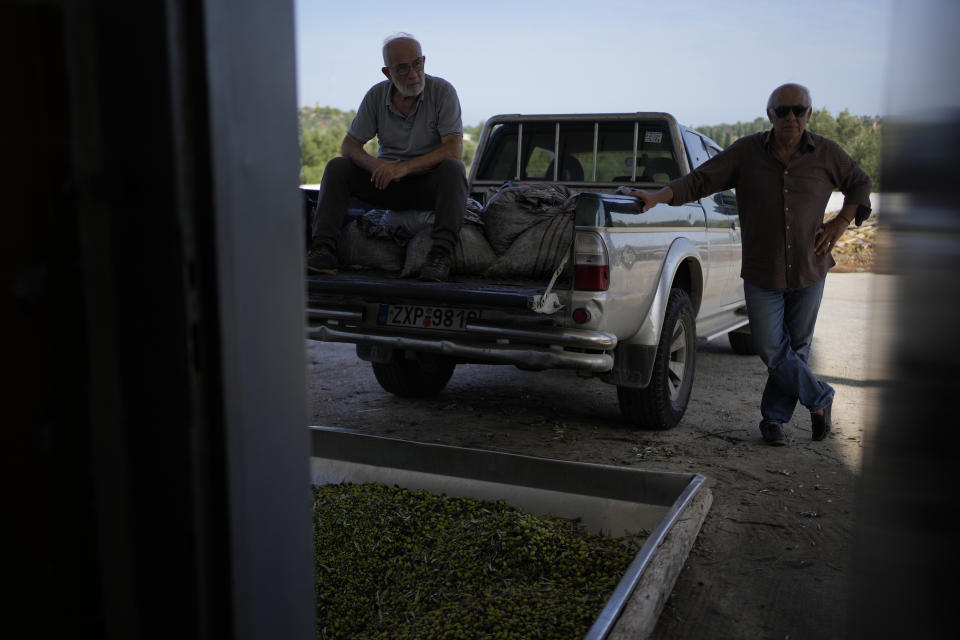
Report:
772,105,809,118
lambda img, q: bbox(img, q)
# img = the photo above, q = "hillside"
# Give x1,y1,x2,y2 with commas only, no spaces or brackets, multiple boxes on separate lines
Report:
693,108,882,188
297,105,882,199
298,105,356,135
297,105,482,183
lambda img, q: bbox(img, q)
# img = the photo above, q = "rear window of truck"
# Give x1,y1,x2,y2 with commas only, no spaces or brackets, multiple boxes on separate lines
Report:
474,120,679,185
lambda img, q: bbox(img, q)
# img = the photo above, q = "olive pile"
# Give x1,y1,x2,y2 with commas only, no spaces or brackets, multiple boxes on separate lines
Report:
313,482,646,639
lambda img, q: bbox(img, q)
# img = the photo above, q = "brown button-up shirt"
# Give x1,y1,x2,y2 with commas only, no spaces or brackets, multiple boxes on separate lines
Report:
667,130,872,289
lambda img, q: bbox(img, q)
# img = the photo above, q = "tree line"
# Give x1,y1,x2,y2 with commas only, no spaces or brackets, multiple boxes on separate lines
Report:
694,108,882,188
300,105,882,189
298,105,482,184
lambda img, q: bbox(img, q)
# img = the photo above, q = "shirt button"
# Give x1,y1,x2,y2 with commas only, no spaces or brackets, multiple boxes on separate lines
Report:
784,188,788,193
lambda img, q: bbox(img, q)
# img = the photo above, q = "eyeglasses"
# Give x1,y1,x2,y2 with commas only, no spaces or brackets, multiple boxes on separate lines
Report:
772,104,809,118
389,56,424,76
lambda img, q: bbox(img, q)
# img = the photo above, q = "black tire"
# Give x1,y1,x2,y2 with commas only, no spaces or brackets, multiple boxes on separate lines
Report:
371,353,455,398
618,288,696,430
728,329,757,355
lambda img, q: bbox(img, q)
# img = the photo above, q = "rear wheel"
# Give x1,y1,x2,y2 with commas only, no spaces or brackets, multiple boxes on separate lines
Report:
371,353,456,397
618,288,696,430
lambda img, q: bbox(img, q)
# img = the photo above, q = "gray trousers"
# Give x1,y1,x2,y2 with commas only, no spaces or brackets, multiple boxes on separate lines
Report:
310,156,467,254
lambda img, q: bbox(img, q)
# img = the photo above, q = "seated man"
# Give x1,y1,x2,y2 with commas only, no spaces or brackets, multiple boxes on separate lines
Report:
306,32,467,281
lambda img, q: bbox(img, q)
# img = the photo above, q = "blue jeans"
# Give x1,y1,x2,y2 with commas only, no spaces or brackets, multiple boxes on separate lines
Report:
743,279,834,425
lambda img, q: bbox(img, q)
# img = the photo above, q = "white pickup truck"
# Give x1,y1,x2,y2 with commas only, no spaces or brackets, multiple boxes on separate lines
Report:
304,112,754,430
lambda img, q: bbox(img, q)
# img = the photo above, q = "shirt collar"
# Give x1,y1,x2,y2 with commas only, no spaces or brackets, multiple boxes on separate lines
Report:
762,128,816,151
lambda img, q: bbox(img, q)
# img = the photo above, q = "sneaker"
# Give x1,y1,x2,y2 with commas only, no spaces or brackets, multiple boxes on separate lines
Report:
760,421,788,446
419,246,452,281
306,245,338,275
811,400,832,441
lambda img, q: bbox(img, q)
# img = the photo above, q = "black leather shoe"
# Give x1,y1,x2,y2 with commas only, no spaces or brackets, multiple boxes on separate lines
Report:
760,421,788,446
307,245,338,275
811,400,832,441
419,246,452,281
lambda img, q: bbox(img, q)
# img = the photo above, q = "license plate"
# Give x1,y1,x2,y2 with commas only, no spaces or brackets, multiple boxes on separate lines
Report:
378,304,479,330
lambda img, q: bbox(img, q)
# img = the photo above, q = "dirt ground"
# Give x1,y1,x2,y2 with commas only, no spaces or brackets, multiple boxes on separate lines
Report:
307,272,894,640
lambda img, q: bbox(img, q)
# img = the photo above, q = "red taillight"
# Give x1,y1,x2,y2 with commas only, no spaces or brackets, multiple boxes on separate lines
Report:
574,232,609,291
574,265,610,291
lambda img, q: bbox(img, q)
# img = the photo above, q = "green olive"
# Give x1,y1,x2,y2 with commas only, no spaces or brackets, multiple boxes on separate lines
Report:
312,482,645,639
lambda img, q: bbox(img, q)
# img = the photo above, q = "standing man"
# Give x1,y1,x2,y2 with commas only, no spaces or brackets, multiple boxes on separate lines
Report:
306,33,467,281
628,83,871,445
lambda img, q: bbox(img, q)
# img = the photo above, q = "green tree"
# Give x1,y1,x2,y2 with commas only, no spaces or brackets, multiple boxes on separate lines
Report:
299,105,483,181
463,120,485,140
807,107,838,140
299,105,882,191
695,117,767,147
299,124,346,184
835,109,863,149
696,107,882,190
850,128,880,187
809,109,882,189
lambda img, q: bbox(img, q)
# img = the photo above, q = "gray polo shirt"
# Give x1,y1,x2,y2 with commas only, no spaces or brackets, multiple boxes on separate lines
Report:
346,74,463,161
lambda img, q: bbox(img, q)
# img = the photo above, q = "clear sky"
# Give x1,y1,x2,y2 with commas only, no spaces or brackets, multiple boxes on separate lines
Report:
294,0,894,128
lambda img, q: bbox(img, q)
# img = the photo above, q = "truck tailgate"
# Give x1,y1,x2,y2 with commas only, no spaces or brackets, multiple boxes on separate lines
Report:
307,272,554,310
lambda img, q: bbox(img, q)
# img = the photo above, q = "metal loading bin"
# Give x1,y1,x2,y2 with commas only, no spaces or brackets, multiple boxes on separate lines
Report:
310,426,712,639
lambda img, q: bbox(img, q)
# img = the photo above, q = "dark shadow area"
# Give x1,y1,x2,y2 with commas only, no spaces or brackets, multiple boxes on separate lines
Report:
5,2,311,638
850,2,960,637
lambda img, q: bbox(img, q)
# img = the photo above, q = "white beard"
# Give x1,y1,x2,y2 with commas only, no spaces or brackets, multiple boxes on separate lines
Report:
392,76,424,99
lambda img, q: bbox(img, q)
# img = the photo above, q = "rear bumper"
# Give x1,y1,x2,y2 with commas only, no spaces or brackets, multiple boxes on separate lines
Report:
307,306,617,371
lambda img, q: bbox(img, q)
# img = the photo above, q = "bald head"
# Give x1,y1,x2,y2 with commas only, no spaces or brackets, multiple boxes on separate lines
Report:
767,83,812,111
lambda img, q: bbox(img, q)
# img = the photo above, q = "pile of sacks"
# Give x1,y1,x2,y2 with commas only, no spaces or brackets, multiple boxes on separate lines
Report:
336,183,578,280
